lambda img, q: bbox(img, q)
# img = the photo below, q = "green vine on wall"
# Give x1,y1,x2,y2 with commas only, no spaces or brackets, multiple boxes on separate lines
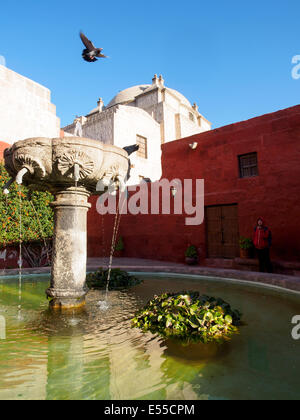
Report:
0,163,54,247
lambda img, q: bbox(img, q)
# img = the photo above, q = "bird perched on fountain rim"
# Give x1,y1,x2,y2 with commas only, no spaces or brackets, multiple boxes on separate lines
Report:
80,31,108,62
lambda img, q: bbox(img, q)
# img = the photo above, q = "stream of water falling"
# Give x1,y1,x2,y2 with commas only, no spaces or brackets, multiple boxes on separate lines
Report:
17,185,22,320
101,214,105,267
104,188,127,300
30,201,50,266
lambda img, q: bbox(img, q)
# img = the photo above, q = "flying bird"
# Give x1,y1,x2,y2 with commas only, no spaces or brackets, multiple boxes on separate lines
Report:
80,32,107,62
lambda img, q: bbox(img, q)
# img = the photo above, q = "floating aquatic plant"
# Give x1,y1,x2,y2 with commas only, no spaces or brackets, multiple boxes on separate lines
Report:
86,268,142,290
132,291,242,344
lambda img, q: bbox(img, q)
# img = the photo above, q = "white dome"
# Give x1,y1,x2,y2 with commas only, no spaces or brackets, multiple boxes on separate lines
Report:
167,88,192,108
87,82,193,115
106,85,151,108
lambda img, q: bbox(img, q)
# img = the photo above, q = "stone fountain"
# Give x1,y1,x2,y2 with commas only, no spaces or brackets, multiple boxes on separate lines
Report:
4,137,130,310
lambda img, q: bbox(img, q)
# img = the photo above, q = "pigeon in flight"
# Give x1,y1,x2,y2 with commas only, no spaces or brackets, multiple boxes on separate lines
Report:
80,32,107,62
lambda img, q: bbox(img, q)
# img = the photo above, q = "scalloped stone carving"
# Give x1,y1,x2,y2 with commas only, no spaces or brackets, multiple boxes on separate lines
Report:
57,149,94,179
14,153,46,178
104,164,125,180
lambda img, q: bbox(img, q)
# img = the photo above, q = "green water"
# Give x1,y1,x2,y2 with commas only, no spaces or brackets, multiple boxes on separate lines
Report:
0,274,300,400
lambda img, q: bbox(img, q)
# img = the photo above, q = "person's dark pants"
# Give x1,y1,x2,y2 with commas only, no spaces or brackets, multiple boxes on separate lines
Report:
256,248,273,273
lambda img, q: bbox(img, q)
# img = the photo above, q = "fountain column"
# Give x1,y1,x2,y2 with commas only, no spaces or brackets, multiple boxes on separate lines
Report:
46,187,91,309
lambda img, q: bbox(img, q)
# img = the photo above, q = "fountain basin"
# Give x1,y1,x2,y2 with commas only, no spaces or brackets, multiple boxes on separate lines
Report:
4,137,129,194
0,273,300,400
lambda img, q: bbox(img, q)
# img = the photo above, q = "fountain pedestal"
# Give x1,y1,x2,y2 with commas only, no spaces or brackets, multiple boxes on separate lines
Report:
46,188,91,309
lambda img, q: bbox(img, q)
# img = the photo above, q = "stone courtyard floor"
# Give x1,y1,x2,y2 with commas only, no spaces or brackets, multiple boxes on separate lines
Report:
0,257,300,293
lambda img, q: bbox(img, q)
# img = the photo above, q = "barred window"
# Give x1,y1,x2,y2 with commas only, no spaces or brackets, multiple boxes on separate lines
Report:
136,135,148,159
238,152,258,178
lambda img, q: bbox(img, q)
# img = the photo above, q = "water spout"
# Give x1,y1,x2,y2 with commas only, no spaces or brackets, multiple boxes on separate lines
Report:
16,168,29,185
3,177,15,194
116,175,126,193
74,163,80,183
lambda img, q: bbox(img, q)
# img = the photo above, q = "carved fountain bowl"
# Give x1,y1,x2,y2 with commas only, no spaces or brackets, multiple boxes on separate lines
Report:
4,137,130,194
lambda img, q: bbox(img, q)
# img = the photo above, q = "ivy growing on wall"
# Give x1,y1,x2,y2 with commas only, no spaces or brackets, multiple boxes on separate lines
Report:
0,163,54,247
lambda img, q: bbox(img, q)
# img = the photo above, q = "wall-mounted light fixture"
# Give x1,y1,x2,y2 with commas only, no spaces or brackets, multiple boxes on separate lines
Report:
189,142,198,150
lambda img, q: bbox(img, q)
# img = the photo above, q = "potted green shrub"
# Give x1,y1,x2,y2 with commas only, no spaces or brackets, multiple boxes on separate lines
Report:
185,245,198,265
239,236,253,258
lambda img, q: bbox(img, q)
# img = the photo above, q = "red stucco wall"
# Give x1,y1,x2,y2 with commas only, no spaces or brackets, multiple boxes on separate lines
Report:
0,141,10,161
88,105,300,263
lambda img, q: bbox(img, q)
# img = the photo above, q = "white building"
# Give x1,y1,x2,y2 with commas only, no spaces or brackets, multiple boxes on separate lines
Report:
63,75,211,185
0,65,60,144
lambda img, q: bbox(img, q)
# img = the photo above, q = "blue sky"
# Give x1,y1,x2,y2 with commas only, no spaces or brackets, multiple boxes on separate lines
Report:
1,0,299,129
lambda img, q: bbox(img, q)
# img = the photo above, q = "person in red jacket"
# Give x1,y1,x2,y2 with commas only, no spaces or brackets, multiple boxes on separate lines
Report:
253,217,273,273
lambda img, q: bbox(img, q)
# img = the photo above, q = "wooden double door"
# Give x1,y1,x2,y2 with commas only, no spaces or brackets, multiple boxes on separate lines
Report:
205,204,239,258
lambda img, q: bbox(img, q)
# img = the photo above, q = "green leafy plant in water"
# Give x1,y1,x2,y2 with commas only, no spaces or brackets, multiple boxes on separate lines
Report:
132,291,242,344
86,268,142,290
